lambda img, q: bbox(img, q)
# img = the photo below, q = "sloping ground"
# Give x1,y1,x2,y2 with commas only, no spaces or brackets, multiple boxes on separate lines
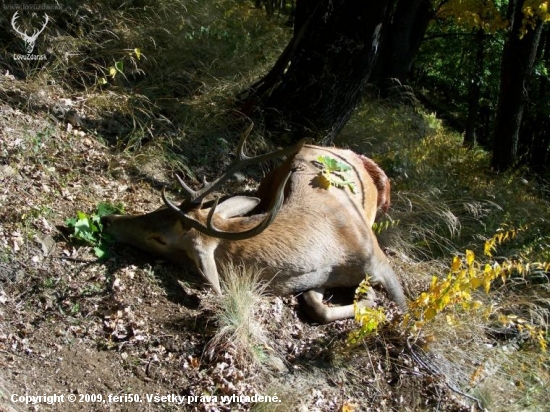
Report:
0,73,487,412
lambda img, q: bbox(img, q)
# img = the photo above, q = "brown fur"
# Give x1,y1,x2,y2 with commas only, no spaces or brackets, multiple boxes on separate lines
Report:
358,154,391,213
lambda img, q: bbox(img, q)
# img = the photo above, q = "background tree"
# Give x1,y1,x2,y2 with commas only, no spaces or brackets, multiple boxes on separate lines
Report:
254,0,295,20
413,0,507,148
491,0,547,172
463,27,486,148
521,25,550,172
370,0,434,94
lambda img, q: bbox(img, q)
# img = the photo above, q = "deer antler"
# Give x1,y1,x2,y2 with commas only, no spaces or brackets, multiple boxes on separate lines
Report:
11,12,27,38
11,12,49,40
162,123,303,239
162,169,291,240
33,13,49,39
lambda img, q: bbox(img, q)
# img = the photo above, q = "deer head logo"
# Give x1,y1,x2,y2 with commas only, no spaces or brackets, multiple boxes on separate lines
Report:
11,11,49,54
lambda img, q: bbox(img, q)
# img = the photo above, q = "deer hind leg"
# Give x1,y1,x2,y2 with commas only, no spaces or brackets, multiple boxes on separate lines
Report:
365,241,408,312
302,288,377,324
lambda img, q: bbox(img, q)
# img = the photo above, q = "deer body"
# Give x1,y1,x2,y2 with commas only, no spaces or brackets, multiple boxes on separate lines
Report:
212,146,390,294
102,143,407,323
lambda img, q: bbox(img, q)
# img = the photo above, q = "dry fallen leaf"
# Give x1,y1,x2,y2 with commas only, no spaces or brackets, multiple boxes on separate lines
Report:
341,401,357,412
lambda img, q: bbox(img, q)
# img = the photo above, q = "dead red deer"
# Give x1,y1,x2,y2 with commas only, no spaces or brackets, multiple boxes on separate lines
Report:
101,126,407,323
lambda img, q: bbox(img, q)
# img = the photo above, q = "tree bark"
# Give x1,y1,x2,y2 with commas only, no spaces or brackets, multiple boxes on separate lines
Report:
371,0,433,94
238,0,398,145
491,0,543,172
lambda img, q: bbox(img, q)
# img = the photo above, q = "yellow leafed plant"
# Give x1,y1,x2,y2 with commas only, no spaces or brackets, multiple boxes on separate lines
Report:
351,226,548,352
348,278,387,345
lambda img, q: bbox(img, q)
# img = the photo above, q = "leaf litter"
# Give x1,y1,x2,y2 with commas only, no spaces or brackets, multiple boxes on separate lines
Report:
0,74,474,412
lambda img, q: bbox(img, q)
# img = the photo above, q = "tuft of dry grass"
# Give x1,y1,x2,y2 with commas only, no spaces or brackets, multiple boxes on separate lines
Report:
206,262,280,369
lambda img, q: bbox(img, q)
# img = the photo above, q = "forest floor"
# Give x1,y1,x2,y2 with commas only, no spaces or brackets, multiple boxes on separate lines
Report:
1,72,483,412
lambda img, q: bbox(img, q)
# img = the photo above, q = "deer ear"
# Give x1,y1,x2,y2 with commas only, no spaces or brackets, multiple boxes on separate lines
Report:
213,196,261,219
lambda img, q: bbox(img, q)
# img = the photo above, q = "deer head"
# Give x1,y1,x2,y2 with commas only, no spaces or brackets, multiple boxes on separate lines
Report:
11,11,49,54
102,124,303,294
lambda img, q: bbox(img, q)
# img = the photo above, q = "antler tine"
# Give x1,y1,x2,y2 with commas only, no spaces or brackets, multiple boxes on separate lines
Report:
175,174,198,199
236,122,255,160
162,187,185,215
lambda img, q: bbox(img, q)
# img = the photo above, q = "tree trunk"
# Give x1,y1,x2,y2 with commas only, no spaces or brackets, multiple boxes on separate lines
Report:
525,26,550,173
491,0,543,172
238,0,398,145
371,0,433,94
463,28,485,148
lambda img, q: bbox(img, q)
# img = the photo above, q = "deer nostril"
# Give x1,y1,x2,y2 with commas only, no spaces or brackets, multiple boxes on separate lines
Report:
100,215,112,228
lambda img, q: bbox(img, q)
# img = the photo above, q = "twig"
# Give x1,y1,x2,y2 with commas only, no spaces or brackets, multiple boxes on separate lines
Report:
50,255,100,263
407,340,486,411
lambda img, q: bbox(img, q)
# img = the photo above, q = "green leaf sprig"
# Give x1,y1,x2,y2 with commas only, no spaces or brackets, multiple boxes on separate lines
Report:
316,155,357,193
66,202,124,258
